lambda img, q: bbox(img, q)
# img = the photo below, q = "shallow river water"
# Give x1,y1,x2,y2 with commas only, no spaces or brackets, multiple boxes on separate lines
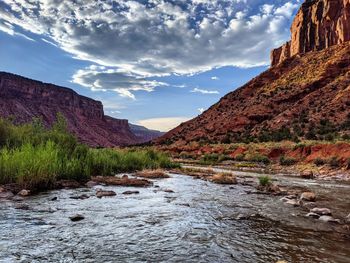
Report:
0,170,350,263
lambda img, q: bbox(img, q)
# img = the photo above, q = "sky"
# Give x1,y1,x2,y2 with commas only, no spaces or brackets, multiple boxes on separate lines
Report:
0,0,302,132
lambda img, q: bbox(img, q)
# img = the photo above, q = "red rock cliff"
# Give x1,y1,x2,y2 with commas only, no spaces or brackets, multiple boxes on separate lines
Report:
271,0,350,66
0,72,138,147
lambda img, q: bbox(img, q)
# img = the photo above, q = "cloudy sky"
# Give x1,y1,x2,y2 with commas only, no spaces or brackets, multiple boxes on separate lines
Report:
0,0,301,131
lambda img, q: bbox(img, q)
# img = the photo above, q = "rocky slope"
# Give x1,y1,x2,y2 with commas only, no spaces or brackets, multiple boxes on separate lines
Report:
0,72,145,147
157,0,350,145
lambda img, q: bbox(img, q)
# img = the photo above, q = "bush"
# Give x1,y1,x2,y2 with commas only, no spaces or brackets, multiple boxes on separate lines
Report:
0,116,178,189
329,157,340,168
314,158,325,166
234,154,245,162
258,176,271,186
249,154,271,165
279,156,297,166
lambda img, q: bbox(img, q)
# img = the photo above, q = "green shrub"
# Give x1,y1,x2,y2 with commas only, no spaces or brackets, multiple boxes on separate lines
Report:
234,154,245,162
279,156,297,166
249,154,271,165
0,116,178,189
258,176,271,186
314,158,325,166
329,157,340,168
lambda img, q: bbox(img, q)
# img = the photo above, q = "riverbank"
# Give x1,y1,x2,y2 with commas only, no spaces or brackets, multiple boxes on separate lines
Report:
158,140,350,181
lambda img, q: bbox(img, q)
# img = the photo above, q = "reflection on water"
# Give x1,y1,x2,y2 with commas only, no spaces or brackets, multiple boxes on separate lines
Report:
0,172,349,263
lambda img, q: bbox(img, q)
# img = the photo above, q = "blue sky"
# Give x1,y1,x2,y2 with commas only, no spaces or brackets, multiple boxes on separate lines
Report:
0,0,301,131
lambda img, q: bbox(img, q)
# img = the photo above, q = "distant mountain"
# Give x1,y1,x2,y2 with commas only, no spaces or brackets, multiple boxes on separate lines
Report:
157,0,350,145
129,124,164,143
0,71,139,147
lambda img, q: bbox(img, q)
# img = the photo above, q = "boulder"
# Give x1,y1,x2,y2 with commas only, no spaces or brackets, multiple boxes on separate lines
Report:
96,190,117,198
69,214,85,222
15,203,30,210
17,189,30,197
310,208,332,216
300,192,316,202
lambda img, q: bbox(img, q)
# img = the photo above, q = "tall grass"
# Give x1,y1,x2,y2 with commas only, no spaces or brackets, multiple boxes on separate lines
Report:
0,116,177,190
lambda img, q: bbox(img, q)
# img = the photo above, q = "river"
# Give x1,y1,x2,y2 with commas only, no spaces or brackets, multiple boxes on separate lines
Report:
0,169,350,262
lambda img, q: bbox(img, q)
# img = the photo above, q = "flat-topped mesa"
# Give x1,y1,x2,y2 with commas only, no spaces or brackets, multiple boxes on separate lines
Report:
0,72,139,147
271,0,350,66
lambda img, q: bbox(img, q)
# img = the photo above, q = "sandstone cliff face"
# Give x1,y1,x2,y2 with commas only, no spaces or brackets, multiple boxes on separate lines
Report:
271,0,350,66
0,72,138,147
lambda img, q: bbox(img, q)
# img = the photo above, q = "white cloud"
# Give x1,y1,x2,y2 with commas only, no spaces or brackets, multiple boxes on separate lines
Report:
137,117,191,132
211,76,219,80
190,88,219,94
0,0,300,98
198,108,205,114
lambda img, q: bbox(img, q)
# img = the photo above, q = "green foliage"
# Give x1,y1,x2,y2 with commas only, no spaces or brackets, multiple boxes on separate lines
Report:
0,116,177,189
279,156,297,166
248,154,271,165
314,158,326,166
329,156,340,168
234,154,245,162
258,175,271,187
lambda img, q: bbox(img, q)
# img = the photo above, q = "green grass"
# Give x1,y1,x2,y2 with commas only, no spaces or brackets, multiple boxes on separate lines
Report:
0,116,178,190
258,175,272,186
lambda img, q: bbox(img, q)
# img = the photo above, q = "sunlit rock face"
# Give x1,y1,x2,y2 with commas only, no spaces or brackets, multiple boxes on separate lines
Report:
271,0,350,66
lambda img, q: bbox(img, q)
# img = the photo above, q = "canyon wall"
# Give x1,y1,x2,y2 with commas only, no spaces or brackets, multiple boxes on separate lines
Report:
271,0,350,66
0,72,138,147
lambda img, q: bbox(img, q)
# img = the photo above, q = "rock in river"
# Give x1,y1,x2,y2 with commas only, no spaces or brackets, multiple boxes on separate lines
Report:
306,212,320,219
122,191,140,195
310,208,332,216
319,216,340,224
0,191,14,199
17,189,31,197
300,192,316,202
69,214,85,222
300,171,314,179
96,190,117,198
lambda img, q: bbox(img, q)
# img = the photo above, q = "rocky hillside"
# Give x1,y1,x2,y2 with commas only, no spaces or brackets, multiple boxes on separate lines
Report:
157,0,350,145
0,72,152,147
129,124,164,143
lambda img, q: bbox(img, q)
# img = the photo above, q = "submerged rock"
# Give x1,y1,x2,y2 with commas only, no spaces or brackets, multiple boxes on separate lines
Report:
306,212,320,219
96,190,117,198
311,208,332,216
15,203,30,210
0,191,14,199
70,194,90,200
122,191,140,195
69,214,85,222
319,216,340,224
300,192,316,202
285,199,300,207
163,189,175,193
86,181,99,188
